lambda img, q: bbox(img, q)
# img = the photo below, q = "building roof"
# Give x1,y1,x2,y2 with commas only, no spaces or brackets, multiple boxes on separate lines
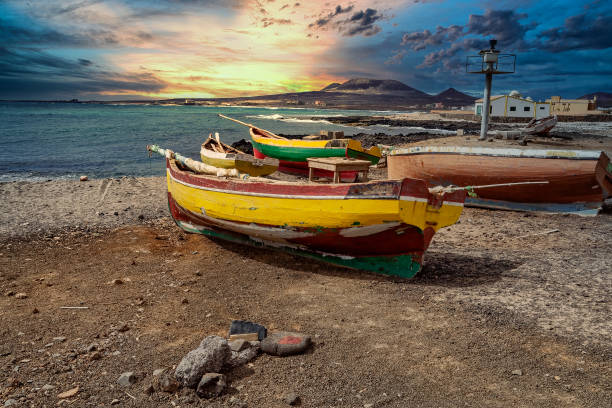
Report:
475,95,505,103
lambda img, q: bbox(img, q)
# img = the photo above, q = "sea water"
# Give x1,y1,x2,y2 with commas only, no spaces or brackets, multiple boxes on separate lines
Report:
0,102,418,181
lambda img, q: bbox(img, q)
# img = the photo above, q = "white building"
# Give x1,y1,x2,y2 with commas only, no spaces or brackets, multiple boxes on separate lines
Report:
475,91,550,119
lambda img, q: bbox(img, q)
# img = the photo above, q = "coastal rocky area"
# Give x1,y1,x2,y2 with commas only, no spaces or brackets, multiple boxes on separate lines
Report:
1,120,611,407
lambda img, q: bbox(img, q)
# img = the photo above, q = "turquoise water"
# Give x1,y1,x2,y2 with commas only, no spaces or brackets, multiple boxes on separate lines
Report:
0,102,413,181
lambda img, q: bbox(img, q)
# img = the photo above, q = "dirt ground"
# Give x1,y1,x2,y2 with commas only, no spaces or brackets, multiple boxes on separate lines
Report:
1,173,611,407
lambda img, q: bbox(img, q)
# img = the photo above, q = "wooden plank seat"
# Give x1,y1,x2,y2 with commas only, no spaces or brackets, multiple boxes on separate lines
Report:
307,157,371,183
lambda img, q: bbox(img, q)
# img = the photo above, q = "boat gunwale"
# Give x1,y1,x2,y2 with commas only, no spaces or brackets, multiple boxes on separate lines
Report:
389,146,603,160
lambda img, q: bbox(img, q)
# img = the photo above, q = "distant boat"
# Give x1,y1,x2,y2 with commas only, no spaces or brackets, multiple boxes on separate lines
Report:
218,114,381,179
150,146,466,278
524,115,557,135
200,134,278,177
388,146,612,216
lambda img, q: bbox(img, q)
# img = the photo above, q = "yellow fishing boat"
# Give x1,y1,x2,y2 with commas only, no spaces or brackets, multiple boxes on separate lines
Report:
147,144,466,278
200,134,278,177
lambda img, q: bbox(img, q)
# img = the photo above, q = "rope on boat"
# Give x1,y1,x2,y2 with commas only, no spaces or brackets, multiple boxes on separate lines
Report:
429,181,549,197
147,144,248,179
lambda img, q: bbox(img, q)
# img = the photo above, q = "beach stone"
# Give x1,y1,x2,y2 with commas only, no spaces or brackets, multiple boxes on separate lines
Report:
41,384,55,391
117,371,137,387
110,399,120,405
79,176,88,181
261,331,311,356
283,392,300,405
14,293,27,299
175,336,230,388
226,341,260,368
229,339,249,352
153,368,180,393
4,399,17,407
229,320,267,341
512,369,523,376
195,373,226,399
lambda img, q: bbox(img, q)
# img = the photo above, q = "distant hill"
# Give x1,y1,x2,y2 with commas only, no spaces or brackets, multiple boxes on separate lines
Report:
578,92,612,108
435,88,477,106
321,78,431,98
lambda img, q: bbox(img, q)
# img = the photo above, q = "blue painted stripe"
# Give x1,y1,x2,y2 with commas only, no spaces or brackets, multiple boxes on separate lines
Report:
465,197,601,216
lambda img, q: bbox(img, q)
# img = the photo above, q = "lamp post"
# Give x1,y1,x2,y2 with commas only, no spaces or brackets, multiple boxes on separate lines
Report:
466,39,515,141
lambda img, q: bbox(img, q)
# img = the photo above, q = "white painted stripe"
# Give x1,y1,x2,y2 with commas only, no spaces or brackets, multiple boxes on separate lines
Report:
389,145,602,160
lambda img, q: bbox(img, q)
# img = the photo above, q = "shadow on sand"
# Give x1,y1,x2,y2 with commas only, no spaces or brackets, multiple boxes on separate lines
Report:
210,238,522,287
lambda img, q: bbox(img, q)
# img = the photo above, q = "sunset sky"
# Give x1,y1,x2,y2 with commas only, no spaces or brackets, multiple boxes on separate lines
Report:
1,0,610,100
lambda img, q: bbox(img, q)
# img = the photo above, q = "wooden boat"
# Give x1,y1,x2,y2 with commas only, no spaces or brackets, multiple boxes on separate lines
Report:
218,114,381,179
148,145,466,278
200,134,278,177
524,115,557,135
388,146,612,216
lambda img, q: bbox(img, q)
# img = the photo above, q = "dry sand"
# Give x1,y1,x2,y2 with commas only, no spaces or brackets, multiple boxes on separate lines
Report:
1,170,611,407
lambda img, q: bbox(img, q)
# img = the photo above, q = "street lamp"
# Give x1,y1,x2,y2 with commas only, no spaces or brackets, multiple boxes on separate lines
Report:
466,39,516,140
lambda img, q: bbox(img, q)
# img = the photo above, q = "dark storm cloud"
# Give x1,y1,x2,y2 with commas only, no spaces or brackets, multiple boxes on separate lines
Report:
538,14,612,52
401,25,464,50
309,5,354,29
309,6,383,37
465,9,537,49
343,8,383,36
397,9,535,69
0,47,166,99
0,18,120,47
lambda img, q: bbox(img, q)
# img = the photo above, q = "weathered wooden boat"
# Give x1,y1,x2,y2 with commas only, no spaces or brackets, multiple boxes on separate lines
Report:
147,145,466,278
218,114,381,179
388,146,612,216
200,134,278,177
524,115,557,135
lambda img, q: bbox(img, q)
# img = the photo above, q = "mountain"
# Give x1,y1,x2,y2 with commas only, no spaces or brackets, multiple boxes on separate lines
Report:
435,88,477,106
321,82,342,91
321,78,430,98
578,92,612,108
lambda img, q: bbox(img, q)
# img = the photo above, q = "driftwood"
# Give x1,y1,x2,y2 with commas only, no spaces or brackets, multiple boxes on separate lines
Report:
147,145,246,178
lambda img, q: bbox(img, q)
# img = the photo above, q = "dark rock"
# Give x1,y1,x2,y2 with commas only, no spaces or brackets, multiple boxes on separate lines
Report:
153,368,180,393
175,336,231,388
229,320,267,341
196,373,226,399
231,139,253,155
261,332,311,356
226,341,260,368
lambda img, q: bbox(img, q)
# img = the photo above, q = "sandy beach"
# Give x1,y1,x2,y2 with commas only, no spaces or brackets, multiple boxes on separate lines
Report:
1,130,611,407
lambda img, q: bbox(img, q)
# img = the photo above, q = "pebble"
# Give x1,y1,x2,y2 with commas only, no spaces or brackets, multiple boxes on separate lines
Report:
4,399,17,407
112,279,123,285
283,392,300,406
41,384,55,391
181,298,189,304
261,331,311,356
14,293,28,299
32,308,39,314
79,176,88,181
53,336,67,343
175,336,231,388
196,373,226,399
117,372,137,387
57,386,79,399
511,369,523,376
110,399,120,405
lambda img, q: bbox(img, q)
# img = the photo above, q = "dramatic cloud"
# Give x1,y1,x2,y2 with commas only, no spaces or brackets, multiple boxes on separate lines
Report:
309,5,383,37
539,13,612,52
398,9,536,70
401,25,464,51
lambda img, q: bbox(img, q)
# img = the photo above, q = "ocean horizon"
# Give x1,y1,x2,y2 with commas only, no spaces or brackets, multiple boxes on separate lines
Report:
0,102,428,182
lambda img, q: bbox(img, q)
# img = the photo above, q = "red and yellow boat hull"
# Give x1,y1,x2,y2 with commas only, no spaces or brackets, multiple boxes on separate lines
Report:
165,159,465,278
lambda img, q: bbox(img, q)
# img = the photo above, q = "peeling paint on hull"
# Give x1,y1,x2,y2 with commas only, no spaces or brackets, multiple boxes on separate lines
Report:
163,159,465,278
